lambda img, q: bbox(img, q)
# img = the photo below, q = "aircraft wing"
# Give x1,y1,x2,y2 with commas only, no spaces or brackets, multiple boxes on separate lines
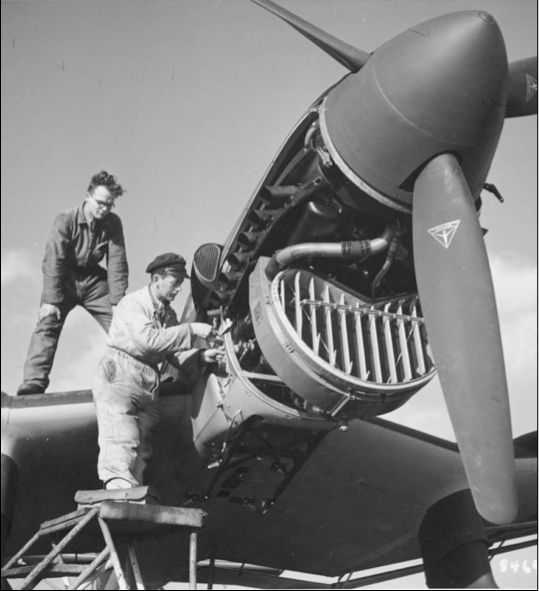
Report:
181,417,536,582
3,390,535,588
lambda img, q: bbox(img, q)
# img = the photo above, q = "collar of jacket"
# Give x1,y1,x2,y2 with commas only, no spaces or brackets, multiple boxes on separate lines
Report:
147,285,170,315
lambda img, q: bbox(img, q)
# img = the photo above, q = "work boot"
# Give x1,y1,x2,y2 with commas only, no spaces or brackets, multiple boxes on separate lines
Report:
105,477,135,490
98,480,161,505
17,382,45,396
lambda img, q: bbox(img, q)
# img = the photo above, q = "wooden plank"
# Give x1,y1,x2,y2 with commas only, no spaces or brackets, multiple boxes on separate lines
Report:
75,486,154,505
21,553,98,564
189,531,198,590
127,543,145,590
99,502,207,529
40,508,89,530
98,517,129,590
40,516,93,537
3,563,85,577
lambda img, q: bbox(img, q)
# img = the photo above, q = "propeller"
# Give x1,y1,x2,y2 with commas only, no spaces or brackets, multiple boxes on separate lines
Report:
252,0,521,525
251,0,369,72
412,153,518,525
506,56,538,117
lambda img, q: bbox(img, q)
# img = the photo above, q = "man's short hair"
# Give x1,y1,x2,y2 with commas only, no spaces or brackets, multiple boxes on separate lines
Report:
88,170,124,197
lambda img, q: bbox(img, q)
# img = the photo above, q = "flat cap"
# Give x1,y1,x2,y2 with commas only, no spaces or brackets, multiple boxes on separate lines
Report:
145,252,190,277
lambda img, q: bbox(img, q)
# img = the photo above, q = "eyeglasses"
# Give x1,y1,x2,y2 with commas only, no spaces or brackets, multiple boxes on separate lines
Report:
89,194,115,209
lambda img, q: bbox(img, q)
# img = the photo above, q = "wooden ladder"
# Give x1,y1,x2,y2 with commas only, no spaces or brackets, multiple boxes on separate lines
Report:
1,489,207,590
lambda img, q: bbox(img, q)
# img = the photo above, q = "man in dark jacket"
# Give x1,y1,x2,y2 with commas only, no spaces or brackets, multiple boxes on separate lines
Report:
17,170,129,395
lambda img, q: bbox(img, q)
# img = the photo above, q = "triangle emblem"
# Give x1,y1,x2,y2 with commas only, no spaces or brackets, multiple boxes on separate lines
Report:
526,73,538,102
428,220,461,249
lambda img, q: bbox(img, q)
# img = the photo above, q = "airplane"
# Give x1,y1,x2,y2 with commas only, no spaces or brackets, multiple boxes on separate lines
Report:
1,0,537,588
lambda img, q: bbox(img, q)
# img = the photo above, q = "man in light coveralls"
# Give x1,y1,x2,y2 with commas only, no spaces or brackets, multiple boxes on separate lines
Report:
93,252,221,491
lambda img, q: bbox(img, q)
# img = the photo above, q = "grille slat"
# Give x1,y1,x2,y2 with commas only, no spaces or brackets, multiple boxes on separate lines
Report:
323,285,337,367
308,278,320,356
354,311,369,380
411,300,427,375
383,303,398,384
368,312,383,382
338,295,353,375
397,303,413,381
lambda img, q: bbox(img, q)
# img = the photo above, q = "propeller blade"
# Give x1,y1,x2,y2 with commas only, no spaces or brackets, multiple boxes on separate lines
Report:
251,0,369,72
412,153,517,525
505,56,537,117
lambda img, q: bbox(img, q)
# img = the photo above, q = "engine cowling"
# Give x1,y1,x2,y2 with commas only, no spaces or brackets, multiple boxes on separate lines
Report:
249,258,436,419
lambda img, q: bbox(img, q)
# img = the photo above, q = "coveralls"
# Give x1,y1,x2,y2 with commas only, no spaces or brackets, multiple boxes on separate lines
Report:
92,285,194,488
20,203,128,392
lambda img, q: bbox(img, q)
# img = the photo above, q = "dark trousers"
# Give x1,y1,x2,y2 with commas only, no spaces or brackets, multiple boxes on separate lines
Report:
21,270,113,391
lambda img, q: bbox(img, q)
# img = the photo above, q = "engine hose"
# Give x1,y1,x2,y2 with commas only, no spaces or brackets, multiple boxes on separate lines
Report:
265,224,395,280
371,227,402,297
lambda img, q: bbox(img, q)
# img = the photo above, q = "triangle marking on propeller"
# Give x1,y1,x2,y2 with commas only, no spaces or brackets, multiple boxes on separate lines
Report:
525,73,538,102
427,220,461,249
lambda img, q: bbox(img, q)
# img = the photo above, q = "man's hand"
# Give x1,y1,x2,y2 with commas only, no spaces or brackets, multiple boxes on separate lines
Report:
39,303,61,321
202,348,225,364
190,322,213,339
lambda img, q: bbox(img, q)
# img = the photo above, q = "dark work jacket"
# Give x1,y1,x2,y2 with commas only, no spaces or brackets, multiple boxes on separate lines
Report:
42,203,128,305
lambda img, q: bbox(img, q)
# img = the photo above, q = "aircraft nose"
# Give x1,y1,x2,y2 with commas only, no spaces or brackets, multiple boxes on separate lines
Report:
321,11,509,206
373,10,509,141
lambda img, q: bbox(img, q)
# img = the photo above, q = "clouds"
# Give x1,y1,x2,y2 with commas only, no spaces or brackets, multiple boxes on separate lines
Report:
0,248,40,288
491,254,537,369
490,254,537,435
1,249,41,393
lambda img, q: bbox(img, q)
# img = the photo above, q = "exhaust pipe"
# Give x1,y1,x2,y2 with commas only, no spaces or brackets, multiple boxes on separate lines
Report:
265,224,395,279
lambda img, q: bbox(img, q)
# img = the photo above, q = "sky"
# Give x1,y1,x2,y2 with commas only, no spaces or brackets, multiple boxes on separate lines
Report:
1,0,537,588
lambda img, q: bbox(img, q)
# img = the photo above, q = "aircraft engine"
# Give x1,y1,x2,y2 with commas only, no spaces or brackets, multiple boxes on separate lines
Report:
188,97,440,440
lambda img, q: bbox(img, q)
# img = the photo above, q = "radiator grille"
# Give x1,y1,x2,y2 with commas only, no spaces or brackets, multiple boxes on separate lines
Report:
276,269,434,385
